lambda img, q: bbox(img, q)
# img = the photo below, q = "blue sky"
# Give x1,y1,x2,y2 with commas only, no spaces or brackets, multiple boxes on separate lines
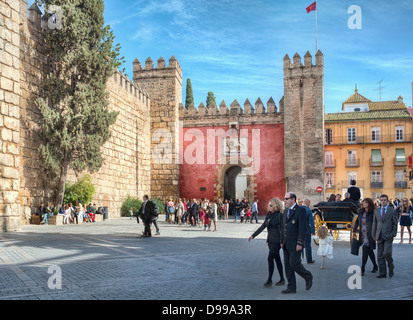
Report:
30,0,413,113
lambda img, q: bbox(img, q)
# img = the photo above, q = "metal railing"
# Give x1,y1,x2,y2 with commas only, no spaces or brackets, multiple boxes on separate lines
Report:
325,134,413,145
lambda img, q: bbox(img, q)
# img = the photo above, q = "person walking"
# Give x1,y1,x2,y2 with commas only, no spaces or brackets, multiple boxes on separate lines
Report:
399,198,412,244
248,198,285,287
302,198,315,264
251,199,259,224
280,192,313,294
352,198,378,276
372,194,398,278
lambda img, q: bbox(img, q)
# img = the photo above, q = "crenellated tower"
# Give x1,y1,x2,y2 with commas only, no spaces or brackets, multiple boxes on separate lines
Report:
133,56,183,200
283,50,325,204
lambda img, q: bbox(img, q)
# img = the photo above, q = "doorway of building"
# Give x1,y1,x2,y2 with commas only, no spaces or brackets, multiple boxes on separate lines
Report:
224,166,247,200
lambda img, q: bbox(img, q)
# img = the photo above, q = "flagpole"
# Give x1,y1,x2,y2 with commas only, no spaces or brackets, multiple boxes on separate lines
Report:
315,1,318,52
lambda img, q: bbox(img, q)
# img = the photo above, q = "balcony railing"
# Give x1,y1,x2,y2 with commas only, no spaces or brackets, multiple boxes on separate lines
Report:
370,181,384,188
394,158,407,166
370,159,384,167
395,181,408,189
345,159,360,167
325,133,413,145
341,180,365,188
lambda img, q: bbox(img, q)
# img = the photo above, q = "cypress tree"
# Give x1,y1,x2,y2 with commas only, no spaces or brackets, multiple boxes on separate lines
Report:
185,78,194,109
34,0,123,207
206,91,217,107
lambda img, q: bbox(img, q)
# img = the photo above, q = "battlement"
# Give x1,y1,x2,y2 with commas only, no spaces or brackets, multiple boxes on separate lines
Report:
133,56,183,80
111,68,151,107
180,97,283,124
283,50,323,69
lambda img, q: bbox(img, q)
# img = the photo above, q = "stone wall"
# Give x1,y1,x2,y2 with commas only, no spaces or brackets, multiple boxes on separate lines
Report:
0,0,22,231
5,1,153,228
283,51,325,205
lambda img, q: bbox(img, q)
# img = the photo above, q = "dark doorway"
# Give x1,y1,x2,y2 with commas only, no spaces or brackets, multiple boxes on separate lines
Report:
224,166,247,200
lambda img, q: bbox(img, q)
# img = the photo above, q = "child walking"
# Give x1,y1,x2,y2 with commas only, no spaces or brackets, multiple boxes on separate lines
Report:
312,225,334,269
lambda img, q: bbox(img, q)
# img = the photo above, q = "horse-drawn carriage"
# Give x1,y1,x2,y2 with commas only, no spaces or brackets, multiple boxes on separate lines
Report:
312,201,360,245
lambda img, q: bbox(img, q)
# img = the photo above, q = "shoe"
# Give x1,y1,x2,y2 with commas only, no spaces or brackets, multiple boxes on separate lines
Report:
371,266,378,273
389,269,394,278
376,274,386,278
156,232,160,235
307,260,316,264
281,288,296,294
275,279,285,286
264,280,272,288
306,275,313,290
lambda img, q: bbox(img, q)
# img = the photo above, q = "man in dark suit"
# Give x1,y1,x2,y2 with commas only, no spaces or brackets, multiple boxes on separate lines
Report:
188,199,198,227
138,195,158,237
372,194,398,278
347,179,361,204
280,192,313,294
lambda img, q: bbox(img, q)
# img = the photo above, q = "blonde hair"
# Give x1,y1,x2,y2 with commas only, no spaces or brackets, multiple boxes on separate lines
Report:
268,198,284,212
318,225,329,239
402,198,411,212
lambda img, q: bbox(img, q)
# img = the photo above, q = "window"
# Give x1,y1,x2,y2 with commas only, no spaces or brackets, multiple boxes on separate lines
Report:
347,150,357,166
371,149,382,163
348,172,357,186
325,151,334,167
396,148,405,162
325,172,334,187
325,129,333,145
347,128,356,143
396,192,406,199
396,126,404,142
371,127,381,143
395,170,405,182
371,171,382,182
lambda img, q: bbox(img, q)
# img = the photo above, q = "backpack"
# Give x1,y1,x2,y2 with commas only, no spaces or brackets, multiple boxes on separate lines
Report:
153,203,160,216
168,205,174,213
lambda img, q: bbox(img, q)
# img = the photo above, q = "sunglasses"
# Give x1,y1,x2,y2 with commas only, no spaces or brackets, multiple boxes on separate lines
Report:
284,197,292,201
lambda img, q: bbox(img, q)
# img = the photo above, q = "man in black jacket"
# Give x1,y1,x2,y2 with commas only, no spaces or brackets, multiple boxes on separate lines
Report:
281,192,313,294
138,195,159,237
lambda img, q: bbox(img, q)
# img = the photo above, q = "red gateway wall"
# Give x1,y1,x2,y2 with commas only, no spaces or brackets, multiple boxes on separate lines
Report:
179,123,285,214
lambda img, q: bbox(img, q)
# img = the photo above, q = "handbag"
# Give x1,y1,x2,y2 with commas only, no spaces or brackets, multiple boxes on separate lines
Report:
351,238,361,256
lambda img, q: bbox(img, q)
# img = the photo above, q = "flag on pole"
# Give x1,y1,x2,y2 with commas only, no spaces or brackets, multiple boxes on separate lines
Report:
306,1,316,13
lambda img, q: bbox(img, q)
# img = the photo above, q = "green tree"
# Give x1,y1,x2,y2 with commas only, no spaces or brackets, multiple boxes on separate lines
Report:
63,174,96,205
185,78,194,109
34,0,123,207
206,91,217,107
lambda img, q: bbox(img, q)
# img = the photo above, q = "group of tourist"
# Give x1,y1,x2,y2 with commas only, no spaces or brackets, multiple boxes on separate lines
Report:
35,201,100,225
161,198,260,229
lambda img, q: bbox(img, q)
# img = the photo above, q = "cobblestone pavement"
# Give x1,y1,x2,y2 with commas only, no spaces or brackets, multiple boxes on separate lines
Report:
0,216,412,300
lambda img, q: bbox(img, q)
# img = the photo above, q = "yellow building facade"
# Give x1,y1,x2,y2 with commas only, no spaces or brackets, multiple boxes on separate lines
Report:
324,88,413,201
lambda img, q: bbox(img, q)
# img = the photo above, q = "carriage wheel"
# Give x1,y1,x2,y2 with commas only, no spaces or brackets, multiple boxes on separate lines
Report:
350,215,359,246
332,230,340,240
313,214,323,245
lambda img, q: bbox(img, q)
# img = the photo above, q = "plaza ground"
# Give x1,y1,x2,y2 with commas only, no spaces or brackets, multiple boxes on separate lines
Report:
0,216,412,300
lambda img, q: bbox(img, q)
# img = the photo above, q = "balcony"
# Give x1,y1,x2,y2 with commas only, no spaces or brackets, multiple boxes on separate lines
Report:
370,181,384,188
370,159,384,167
341,180,365,188
325,184,335,190
325,133,413,145
394,158,407,167
345,159,360,167
395,181,408,189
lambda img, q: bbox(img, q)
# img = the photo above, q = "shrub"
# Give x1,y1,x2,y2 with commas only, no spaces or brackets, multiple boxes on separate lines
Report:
64,174,95,205
121,196,142,217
